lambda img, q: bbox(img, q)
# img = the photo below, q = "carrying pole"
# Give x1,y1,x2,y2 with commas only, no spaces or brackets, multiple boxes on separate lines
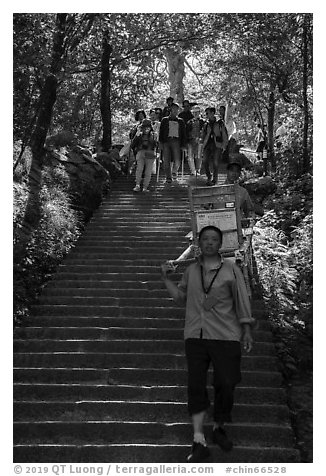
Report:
156,150,161,182
181,150,185,178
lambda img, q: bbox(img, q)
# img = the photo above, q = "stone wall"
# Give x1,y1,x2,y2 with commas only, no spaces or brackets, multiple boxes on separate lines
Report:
45,141,112,221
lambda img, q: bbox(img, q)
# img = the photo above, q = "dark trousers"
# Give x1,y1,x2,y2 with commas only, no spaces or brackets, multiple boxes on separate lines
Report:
203,144,222,183
185,338,241,423
162,138,181,179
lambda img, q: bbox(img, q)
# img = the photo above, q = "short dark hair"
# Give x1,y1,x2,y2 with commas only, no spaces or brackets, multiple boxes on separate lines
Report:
205,107,216,114
135,109,146,121
171,102,179,109
198,226,223,243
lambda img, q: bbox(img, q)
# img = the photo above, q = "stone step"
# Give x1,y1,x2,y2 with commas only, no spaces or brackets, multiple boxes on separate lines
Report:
42,280,264,301
42,288,175,297
14,401,290,424
35,296,269,315
76,238,188,245
89,217,189,223
14,333,276,358
65,253,183,261
13,443,300,463
85,225,189,232
93,211,188,216
69,247,186,255
75,241,186,250
13,338,273,357
78,232,187,239
38,295,176,305
13,421,295,448
13,352,277,371
31,305,269,322
13,173,299,463
55,265,174,274
15,317,270,334
23,315,269,330
39,286,268,307
44,280,169,289
15,322,271,346
13,383,287,404
49,274,181,283
14,367,283,387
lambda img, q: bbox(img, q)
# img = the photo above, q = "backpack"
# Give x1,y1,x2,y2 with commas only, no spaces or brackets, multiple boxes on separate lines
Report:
131,127,156,154
140,129,156,150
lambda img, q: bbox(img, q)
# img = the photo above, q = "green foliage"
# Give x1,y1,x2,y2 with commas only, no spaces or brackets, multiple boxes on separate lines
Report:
290,213,313,333
253,202,312,333
69,175,109,222
263,173,312,235
254,211,299,314
13,164,83,325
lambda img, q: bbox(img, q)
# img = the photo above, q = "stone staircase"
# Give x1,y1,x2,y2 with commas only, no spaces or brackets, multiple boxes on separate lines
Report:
13,169,300,463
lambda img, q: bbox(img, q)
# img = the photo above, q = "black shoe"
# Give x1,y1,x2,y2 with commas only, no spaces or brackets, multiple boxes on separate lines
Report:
206,180,213,186
212,427,233,452
186,441,210,463
211,180,217,185
166,178,172,184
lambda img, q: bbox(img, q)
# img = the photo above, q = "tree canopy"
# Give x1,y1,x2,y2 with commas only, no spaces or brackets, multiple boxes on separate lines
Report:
13,12,312,169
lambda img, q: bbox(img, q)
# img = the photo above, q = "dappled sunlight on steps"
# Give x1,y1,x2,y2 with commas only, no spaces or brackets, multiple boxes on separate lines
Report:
13,171,300,463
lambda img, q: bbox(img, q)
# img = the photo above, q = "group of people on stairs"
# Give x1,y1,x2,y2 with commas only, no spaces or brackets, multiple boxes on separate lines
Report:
128,97,237,192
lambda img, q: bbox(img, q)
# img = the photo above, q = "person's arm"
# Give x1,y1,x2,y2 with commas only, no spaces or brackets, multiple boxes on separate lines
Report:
243,189,256,219
231,263,255,352
200,123,207,143
130,132,140,150
129,125,136,140
159,118,166,143
161,262,187,305
221,122,229,150
179,118,187,149
241,323,253,353
186,120,192,142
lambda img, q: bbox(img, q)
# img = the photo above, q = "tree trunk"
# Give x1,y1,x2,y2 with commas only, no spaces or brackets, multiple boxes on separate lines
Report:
302,14,310,174
165,48,185,104
267,89,276,172
14,14,67,261
100,31,113,152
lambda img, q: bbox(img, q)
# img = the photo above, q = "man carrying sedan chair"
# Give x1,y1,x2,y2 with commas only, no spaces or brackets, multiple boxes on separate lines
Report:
161,225,255,463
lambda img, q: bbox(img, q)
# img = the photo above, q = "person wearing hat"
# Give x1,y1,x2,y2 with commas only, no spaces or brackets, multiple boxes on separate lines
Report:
225,159,255,218
162,96,174,118
161,225,254,462
130,118,157,192
186,106,205,175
